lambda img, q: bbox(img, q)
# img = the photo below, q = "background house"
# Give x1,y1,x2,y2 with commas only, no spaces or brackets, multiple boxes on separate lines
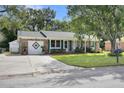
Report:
105,37,124,51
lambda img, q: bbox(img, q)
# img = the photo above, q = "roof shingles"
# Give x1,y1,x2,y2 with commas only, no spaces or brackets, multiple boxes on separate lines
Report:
18,31,98,41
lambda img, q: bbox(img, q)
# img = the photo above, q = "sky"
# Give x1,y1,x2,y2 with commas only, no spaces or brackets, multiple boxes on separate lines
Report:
27,5,68,20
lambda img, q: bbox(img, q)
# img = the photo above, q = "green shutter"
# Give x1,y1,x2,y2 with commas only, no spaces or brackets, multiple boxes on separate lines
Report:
48,40,50,53
61,40,63,50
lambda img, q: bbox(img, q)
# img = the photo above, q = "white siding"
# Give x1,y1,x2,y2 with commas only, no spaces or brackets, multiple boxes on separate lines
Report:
9,40,19,53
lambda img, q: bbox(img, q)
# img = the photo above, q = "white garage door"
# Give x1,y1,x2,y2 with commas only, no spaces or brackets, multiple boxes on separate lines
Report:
28,41,44,55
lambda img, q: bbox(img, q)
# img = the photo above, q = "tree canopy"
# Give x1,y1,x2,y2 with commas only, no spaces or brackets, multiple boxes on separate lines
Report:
67,5,124,53
1,5,124,53
0,5,71,48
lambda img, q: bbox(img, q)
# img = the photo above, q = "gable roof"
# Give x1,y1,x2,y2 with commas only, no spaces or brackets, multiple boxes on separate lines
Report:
18,31,98,41
18,31,75,40
9,40,18,44
18,31,46,39
42,31,75,40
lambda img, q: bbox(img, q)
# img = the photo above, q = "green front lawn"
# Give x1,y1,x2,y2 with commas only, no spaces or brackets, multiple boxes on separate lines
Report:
52,53,124,68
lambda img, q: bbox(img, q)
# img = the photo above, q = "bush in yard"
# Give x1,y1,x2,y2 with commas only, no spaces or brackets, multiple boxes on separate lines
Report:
50,49,65,54
95,48,102,53
108,52,123,56
75,47,84,53
75,47,80,53
86,47,92,53
108,49,123,56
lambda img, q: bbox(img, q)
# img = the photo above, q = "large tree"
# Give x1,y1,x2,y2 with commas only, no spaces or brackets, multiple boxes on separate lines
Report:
68,6,96,50
51,19,70,31
25,7,56,31
0,5,27,48
67,5,124,53
0,5,57,48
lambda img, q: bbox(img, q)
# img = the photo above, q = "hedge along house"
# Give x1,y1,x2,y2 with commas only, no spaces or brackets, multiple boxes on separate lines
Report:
9,31,99,55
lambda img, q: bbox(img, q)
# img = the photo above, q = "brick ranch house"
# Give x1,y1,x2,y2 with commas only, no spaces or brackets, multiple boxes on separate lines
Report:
9,31,100,55
105,37,124,51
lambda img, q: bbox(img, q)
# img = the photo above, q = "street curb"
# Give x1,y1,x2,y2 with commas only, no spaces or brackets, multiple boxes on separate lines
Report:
0,69,66,79
0,72,35,79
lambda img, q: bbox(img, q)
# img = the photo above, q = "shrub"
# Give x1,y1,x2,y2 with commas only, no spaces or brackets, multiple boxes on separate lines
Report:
75,47,84,53
50,49,65,54
41,46,45,52
74,47,103,53
85,47,91,53
95,48,102,53
75,47,80,53
108,53,123,56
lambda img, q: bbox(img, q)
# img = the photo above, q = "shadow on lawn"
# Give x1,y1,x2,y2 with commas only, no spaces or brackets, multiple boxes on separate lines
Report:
42,61,124,87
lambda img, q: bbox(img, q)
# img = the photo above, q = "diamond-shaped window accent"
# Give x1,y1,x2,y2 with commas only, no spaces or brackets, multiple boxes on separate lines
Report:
32,42,40,49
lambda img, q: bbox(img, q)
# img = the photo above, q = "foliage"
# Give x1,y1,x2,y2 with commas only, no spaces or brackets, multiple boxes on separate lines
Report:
0,28,16,48
108,52,123,56
0,6,57,49
74,46,102,53
74,47,83,53
26,7,56,31
51,19,70,31
67,5,124,53
0,5,70,49
0,6,27,48
50,49,65,54
100,39,105,50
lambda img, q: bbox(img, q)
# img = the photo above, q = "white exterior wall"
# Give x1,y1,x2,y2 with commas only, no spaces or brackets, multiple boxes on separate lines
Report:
9,41,19,53
72,40,77,51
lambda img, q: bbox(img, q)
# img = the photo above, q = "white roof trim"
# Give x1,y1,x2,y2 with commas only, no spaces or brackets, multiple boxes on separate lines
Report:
18,36,47,40
9,40,18,44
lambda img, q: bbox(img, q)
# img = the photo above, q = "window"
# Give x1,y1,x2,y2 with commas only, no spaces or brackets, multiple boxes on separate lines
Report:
90,41,94,47
64,41,67,48
51,40,55,47
56,40,60,47
50,40,61,49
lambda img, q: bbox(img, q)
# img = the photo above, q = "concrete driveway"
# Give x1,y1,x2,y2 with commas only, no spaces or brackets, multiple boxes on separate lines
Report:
0,54,34,76
0,54,76,77
1,54,124,87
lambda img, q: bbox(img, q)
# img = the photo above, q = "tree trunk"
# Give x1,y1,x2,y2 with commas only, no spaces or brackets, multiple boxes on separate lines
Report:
88,40,91,48
88,35,91,48
80,39,83,48
84,40,87,53
110,39,116,53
